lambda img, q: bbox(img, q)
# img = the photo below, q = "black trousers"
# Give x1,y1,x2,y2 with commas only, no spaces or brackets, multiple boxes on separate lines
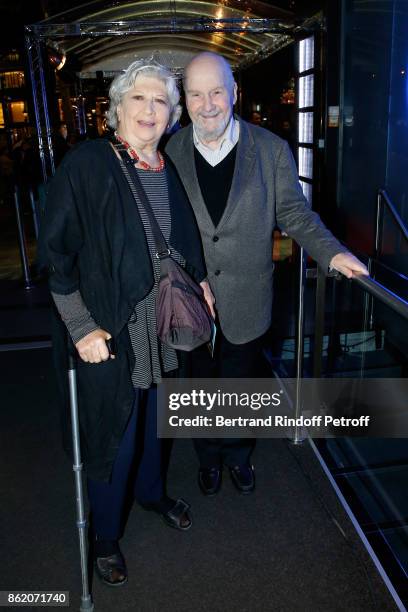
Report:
182,328,267,468
87,387,163,540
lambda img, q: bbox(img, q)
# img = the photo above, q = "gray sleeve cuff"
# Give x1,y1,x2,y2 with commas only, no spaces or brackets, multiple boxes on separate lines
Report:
51,290,100,343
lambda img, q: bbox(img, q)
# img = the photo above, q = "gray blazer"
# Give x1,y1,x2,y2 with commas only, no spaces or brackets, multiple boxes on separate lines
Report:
166,117,345,344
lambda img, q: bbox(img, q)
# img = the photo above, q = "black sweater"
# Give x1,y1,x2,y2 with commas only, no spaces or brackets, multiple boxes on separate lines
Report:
194,145,237,227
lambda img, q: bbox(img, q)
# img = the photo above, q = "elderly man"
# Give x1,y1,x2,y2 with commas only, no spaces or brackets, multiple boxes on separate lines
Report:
166,52,367,496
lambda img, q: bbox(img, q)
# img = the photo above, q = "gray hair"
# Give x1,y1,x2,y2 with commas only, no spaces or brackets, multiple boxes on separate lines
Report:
106,59,181,131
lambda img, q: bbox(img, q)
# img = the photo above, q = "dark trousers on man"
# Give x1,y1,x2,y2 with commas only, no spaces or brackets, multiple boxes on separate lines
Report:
185,328,267,468
87,387,162,540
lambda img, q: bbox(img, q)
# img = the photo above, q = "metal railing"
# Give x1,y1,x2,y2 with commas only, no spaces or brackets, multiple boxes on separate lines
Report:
352,273,408,321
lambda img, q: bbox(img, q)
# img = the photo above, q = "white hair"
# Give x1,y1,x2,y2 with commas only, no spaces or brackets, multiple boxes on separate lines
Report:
106,59,181,131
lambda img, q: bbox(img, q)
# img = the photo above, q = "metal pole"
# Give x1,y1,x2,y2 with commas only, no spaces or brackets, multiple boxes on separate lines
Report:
67,347,94,612
25,33,48,185
374,190,383,263
327,272,338,373
360,284,370,379
36,34,56,177
29,188,40,239
14,185,34,290
312,265,326,377
367,256,374,330
369,190,383,328
25,31,56,184
292,247,306,444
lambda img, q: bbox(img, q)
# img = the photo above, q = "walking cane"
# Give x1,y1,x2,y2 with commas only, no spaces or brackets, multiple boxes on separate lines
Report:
67,338,94,612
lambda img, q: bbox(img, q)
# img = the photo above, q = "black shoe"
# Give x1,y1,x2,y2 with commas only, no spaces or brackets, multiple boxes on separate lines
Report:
229,465,255,494
198,467,222,496
140,497,193,531
93,541,128,587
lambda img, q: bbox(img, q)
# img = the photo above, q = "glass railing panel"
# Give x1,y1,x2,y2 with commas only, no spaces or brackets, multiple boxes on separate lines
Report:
314,270,407,379
266,256,318,377
325,438,408,470
380,526,408,576
378,209,408,281
265,257,408,379
311,274,408,605
368,259,408,362
338,466,408,526
265,253,408,604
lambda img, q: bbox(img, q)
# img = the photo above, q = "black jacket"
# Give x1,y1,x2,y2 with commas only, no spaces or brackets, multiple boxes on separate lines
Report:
42,138,206,481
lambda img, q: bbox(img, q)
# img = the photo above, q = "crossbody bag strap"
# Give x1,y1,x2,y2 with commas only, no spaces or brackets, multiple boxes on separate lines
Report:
113,140,170,260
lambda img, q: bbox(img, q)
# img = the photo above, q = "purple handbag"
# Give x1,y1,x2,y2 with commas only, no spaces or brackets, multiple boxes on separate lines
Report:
156,255,213,351
117,145,212,351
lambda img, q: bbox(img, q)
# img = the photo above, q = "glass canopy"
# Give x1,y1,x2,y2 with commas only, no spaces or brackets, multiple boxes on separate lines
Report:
27,0,317,74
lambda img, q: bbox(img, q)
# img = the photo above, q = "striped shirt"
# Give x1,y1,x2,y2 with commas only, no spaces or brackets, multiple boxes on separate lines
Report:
123,162,184,389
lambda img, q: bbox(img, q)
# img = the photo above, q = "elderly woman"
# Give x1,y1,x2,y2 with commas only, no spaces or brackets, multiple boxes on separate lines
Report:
43,60,213,587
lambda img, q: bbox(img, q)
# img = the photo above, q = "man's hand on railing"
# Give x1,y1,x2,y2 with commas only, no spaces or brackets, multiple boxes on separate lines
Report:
329,252,369,279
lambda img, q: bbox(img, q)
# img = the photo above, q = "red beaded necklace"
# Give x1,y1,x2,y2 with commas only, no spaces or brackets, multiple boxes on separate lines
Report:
115,132,165,172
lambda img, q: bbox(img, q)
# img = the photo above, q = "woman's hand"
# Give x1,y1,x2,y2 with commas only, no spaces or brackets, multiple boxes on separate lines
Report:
75,329,115,363
200,280,216,319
